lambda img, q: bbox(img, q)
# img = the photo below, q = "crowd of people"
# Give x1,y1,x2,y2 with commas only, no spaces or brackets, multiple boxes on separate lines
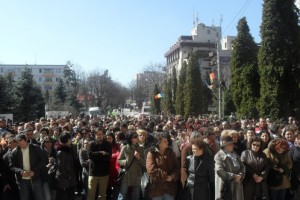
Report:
0,114,299,200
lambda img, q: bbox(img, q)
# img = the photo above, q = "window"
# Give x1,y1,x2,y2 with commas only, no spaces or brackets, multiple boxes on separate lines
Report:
45,78,52,82
0,68,2,73
39,69,42,73
207,30,211,34
55,69,61,73
44,68,53,73
56,78,60,82
39,77,42,82
225,42,227,49
44,86,52,90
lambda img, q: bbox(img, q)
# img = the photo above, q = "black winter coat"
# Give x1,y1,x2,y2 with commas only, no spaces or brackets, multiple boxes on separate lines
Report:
55,144,77,189
186,154,214,200
10,143,47,184
88,140,112,177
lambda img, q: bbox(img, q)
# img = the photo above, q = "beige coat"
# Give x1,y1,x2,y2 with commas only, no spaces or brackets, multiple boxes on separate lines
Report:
263,140,293,190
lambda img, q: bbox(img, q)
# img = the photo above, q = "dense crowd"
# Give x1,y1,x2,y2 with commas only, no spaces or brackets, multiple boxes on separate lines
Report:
0,114,299,200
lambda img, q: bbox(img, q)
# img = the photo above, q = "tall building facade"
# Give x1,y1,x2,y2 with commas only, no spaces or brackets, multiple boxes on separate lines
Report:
0,64,66,93
164,23,235,86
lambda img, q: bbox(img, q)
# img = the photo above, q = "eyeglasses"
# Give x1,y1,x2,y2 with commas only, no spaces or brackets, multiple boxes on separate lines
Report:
252,143,260,147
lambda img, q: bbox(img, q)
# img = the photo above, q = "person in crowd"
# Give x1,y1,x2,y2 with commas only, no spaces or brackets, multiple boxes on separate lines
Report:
260,130,271,150
241,128,255,151
55,132,77,200
204,127,220,155
106,132,120,199
146,132,180,200
10,133,47,200
289,132,300,199
214,135,245,200
185,138,214,200
118,131,145,200
88,127,112,200
25,127,40,145
137,129,152,158
181,131,204,188
256,117,268,134
263,138,293,200
41,136,56,200
283,126,295,149
79,138,91,200
241,137,269,200
1,137,20,200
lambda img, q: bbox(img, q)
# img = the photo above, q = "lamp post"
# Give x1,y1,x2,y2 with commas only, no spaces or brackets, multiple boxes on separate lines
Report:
205,26,222,119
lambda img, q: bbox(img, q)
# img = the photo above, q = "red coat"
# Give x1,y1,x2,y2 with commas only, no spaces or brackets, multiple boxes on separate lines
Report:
108,143,120,187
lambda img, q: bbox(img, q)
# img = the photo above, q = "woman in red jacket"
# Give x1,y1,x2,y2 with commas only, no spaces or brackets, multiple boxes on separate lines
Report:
106,132,120,194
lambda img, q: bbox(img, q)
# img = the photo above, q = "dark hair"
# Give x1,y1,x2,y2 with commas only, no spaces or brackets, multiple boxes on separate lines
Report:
154,132,169,148
248,137,263,152
95,127,105,133
15,133,27,142
127,131,138,145
40,127,50,135
190,138,207,153
106,132,116,145
41,136,53,147
59,132,71,144
204,127,215,137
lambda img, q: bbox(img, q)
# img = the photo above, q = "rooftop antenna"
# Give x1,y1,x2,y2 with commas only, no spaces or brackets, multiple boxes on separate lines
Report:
212,19,215,27
220,14,223,27
196,12,199,25
193,10,196,27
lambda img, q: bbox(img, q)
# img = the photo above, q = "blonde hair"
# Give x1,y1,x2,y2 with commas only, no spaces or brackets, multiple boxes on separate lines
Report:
136,129,147,136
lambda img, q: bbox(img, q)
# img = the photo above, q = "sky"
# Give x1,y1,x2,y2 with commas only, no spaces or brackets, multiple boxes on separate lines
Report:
0,0,262,86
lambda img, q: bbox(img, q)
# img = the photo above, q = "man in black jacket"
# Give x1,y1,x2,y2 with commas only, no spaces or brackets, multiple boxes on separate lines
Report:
88,127,112,200
9,133,47,200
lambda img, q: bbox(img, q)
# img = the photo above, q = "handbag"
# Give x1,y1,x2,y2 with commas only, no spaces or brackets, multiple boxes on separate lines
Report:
267,168,283,187
141,172,150,197
111,158,136,200
116,157,135,183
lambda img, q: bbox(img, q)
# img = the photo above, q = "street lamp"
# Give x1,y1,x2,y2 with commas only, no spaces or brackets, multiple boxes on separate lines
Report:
204,25,222,119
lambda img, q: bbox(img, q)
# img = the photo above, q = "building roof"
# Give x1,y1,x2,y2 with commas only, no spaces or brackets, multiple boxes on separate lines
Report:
164,37,216,57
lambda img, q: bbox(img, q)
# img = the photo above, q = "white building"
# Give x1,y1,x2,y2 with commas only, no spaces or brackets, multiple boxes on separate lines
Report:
165,23,235,86
0,64,66,93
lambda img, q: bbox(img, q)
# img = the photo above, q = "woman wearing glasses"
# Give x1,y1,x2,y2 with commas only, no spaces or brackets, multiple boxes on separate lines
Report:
118,131,145,200
241,137,269,200
263,138,293,200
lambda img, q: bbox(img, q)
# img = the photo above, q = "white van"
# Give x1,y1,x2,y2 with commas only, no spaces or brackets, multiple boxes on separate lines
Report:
141,105,151,115
88,107,101,117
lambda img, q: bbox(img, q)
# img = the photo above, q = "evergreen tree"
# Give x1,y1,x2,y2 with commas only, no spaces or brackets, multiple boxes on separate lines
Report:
175,63,187,116
184,52,203,118
66,88,82,111
164,78,175,114
171,66,177,107
224,86,236,116
0,76,15,113
230,17,259,118
53,78,67,104
14,68,45,122
258,0,300,118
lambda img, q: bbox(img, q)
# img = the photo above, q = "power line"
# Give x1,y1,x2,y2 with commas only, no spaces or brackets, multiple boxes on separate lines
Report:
222,0,252,36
